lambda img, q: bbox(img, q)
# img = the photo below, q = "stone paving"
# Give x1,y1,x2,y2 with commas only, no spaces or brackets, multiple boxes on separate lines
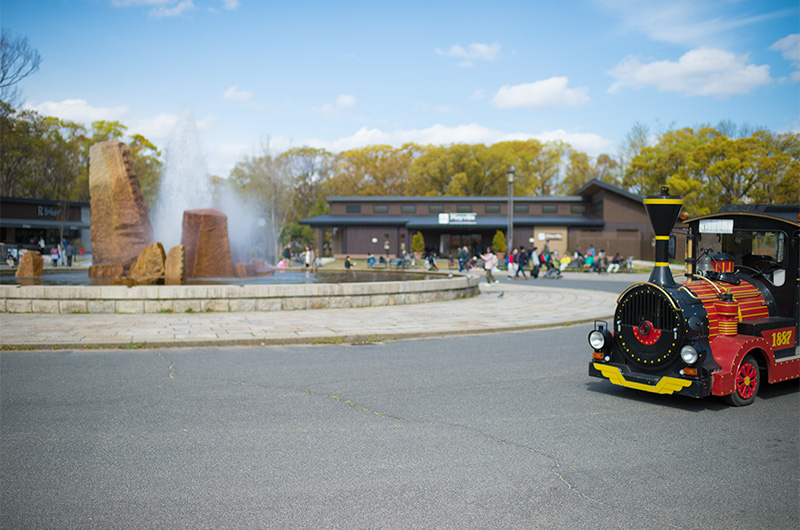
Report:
0,271,649,349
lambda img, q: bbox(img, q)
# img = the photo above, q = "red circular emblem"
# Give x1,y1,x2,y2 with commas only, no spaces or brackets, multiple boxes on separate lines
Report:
633,320,662,345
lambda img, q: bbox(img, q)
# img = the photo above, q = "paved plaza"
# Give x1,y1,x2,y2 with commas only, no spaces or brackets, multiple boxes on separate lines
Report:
0,271,648,349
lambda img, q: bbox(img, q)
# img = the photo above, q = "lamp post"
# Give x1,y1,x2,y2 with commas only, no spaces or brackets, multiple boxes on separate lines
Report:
506,167,515,254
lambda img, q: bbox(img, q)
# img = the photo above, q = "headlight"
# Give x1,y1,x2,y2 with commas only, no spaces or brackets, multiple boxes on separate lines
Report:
680,345,698,364
589,330,606,350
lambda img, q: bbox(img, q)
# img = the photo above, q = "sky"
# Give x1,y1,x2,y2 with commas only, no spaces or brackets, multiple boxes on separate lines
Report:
3,0,799,177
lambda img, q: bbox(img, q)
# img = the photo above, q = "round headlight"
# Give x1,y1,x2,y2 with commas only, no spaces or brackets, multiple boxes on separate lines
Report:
680,345,698,364
589,330,606,350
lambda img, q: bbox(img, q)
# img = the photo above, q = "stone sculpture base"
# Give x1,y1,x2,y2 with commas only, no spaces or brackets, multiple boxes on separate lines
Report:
182,209,233,278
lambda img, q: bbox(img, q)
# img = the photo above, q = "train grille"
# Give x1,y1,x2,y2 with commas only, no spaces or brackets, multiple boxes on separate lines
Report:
615,285,684,369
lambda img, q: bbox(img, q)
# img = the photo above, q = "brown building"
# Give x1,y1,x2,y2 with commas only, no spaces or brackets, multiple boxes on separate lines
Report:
0,196,91,253
300,179,658,261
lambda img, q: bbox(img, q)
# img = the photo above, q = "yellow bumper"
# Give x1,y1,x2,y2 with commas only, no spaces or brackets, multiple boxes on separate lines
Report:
592,363,693,395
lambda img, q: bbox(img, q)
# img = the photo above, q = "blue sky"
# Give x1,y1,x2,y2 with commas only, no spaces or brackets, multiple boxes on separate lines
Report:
4,0,799,177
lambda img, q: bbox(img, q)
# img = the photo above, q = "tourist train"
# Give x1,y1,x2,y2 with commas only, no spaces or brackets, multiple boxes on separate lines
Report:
588,187,799,406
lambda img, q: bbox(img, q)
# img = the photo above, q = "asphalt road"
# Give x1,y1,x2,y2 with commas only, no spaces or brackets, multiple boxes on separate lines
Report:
2,326,798,529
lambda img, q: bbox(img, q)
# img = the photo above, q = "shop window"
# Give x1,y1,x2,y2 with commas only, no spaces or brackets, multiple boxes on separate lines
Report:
373,205,388,214
571,205,587,214
514,204,529,214
457,205,472,213
485,204,501,214
428,205,444,213
542,204,558,214
346,205,361,214
401,205,417,213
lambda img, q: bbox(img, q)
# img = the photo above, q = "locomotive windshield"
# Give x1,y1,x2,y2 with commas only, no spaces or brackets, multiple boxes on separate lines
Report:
697,229,787,286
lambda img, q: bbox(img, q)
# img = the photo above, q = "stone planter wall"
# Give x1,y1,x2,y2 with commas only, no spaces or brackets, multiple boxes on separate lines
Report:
0,276,480,314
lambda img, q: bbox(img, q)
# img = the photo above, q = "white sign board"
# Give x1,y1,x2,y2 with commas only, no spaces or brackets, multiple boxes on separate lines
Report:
699,219,734,234
439,213,477,225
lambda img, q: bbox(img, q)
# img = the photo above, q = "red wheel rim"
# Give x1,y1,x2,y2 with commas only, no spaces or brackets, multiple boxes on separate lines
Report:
736,362,758,399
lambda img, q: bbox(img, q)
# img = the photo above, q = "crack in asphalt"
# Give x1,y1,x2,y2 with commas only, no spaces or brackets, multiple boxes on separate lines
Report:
158,355,687,530
301,388,688,529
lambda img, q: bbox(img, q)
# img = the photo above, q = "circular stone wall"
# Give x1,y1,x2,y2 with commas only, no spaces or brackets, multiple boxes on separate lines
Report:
0,276,480,314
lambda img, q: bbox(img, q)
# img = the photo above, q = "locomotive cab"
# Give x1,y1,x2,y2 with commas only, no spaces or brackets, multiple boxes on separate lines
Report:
588,188,799,406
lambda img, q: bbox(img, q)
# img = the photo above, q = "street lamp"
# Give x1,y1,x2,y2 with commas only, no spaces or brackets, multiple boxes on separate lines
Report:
506,167,515,254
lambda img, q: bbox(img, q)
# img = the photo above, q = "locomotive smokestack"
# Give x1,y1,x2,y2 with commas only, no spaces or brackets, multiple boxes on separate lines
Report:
643,186,683,287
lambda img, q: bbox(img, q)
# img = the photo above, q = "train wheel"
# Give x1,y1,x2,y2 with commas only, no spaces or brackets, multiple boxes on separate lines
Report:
724,355,760,407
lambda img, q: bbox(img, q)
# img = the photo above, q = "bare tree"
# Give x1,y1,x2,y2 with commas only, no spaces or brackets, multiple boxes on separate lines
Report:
1,30,42,104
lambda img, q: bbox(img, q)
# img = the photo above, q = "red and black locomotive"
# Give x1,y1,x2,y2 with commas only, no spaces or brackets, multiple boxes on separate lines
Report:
588,187,799,406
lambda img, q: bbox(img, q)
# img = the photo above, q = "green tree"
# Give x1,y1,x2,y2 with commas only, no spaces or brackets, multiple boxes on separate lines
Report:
627,126,799,214
229,141,295,261
492,230,507,255
278,146,334,223
411,231,425,254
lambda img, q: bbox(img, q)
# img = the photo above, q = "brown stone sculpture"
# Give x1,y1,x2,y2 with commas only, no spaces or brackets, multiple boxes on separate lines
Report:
87,263,125,280
15,251,43,278
165,245,186,285
129,242,166,285
181,209,234,277
88,140,152,275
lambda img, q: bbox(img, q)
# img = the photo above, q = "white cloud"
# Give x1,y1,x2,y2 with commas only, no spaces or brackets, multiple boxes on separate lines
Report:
436,43,501,67
770,34,800,64
222,85,269,110
110,0,196,18
150,0,194,18
607,48,772,97
593,0,784,47
221,0,239,9
336,94,356,108
492,77,590,109
310,94,357,118
25,99,130,123
301,123,614,157
222,85,253,104
470,89,486,100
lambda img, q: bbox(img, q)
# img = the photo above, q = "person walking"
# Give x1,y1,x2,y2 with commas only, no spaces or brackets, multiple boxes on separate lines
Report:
480,247,499,285
530,246,540,278
514,245,528,280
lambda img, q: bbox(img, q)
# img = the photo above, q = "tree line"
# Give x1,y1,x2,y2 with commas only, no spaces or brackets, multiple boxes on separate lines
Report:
3,100,798,251
2,29,797,254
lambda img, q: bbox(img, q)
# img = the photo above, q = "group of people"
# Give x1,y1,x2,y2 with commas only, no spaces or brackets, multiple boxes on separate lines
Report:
572,245,626,274
279,243,319,271
3,238,79,268
473,243,627,285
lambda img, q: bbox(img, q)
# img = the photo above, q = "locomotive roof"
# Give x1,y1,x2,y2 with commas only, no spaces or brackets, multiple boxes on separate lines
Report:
686,204,800,228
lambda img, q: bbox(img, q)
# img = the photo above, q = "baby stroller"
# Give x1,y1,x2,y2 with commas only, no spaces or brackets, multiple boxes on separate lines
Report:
542,254,562,279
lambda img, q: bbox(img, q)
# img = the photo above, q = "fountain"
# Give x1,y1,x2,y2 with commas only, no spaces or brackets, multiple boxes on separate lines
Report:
0,108,480,313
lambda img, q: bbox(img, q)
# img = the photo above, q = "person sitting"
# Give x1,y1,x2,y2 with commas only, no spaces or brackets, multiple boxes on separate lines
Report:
344,256,354,269
426,252,438,271
367,253,376,269
607,252,623,273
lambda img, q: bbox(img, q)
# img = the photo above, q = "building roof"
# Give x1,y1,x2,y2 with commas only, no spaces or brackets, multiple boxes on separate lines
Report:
687,204,800,228
326,195,587,203
575,179,643,203
300,214,604,230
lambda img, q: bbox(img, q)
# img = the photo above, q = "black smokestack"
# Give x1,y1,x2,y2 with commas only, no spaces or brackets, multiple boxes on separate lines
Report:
643,186,683,287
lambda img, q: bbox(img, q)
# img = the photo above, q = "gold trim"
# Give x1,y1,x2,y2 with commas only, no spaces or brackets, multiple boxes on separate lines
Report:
655,235,671,240
685,211,800,228
593,364,693,394
616,282,679,310
684,274,722,294
644,198,683,205
678,285,701,300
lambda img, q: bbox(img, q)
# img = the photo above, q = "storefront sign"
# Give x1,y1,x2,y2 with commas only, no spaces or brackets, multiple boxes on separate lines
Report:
539,233,563,240
438,213,477,225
